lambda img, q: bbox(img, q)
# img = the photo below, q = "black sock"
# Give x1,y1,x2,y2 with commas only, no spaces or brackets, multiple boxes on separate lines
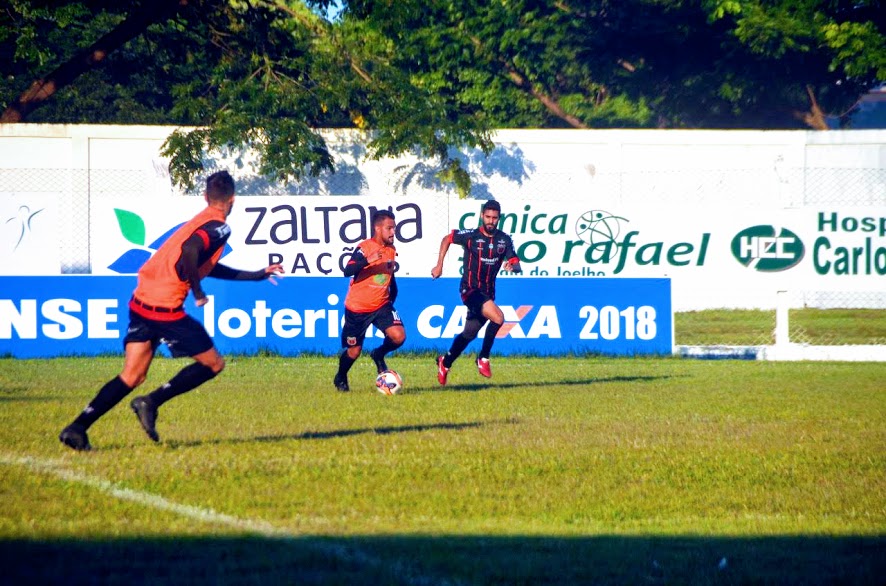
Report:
147,363,217,407
72,376,133,429
374,336,402,358
479,322,502,359
337,351,356,377
445,334,472,367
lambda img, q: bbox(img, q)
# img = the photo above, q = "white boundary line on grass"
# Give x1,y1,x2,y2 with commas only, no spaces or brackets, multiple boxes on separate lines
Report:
1,453,280,534
0,452,458,586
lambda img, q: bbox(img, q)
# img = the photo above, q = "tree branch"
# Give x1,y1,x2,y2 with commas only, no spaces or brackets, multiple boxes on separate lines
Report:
469,35,587,129
257,0,373,84
794,84,829,130
1,0,189,123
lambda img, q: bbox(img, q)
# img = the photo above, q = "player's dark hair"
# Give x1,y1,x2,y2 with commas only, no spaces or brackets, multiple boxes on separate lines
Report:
481,200,501,213
206,171,235,201
372,209,395,227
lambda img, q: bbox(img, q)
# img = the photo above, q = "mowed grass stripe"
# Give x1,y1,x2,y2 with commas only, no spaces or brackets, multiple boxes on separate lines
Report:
1,355,883,584
0,452,460,586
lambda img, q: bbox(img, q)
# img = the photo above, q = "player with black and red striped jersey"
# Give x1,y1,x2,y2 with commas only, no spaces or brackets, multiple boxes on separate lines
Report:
59,171,283,451
430,200,522,385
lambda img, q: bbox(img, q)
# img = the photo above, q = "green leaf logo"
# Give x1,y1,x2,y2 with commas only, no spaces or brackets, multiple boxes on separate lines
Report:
114,209,146,246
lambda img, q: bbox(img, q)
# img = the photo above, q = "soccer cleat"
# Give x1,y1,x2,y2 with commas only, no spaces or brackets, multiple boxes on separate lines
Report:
333,373,350,392
477,357,492,378
130,396,160,442
59,424,91,451
369,348,388,374
436,355,449,386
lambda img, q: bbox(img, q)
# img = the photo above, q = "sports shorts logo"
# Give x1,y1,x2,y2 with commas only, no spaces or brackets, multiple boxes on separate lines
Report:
731,225,805,271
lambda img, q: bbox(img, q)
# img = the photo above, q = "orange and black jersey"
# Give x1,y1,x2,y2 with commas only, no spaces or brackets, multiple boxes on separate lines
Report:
131,206,265,320
343,238,397,313
450,227,519,299
133,206,230,314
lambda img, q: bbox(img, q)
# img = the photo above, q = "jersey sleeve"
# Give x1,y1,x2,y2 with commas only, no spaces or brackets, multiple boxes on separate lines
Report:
175,220,231,299
195,220,231,253
503,234,518,261
343,245,369,277
451,229,471,247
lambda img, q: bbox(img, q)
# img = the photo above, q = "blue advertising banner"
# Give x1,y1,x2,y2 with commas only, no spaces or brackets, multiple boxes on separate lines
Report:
0,276,671,358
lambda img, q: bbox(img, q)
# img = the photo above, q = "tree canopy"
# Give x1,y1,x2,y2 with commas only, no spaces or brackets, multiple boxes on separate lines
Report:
2,0,883,191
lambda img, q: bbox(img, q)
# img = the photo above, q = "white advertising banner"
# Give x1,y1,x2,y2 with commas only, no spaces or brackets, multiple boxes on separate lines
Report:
88,195,884,310
0,194,60,275
89,196,446,279
447,200,886,309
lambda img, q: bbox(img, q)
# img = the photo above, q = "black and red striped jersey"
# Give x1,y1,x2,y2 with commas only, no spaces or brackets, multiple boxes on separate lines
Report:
450,227,518,299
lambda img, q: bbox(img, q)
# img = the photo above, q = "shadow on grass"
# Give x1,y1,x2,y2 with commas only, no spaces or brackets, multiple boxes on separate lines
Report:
0,396,57,403
1,534,882,585
411,374,680,393
0,386,58,403
161,419,518,449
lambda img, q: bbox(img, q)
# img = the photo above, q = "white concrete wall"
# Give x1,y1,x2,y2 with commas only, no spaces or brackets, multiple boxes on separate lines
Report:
1,125,883,311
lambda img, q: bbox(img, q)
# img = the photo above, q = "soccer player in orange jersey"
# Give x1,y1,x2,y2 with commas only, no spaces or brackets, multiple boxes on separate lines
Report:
431,200,522,385
59,171,283,450
333,209,405,392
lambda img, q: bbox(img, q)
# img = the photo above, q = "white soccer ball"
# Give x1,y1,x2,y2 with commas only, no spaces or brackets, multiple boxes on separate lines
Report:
375,370,403,395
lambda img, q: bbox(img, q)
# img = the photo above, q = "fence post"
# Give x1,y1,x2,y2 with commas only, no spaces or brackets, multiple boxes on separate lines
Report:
775,290,790,346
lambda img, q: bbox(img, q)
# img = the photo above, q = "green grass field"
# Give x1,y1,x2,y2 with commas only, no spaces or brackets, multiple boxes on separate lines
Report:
1,355,884,585
675,308,886,346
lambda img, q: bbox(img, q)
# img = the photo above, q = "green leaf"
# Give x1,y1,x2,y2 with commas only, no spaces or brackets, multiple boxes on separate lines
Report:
113,208,146,246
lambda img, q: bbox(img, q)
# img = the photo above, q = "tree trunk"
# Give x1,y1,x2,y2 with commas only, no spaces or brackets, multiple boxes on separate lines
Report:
1,0,187,123
794,85,830,130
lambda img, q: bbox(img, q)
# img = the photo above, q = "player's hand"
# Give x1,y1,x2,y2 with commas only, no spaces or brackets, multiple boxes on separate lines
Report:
265,263,284,285
431,265,442,279
195,296,209,307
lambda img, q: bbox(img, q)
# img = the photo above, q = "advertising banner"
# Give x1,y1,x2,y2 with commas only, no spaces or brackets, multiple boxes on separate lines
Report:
86,196,884,311
448,201,886,309
0,276,671,358
0,194,60,275
89,196,444,278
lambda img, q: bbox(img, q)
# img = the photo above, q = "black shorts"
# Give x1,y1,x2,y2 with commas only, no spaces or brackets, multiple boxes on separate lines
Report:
460,288,493,322
123,310,215,358
341,303,402,348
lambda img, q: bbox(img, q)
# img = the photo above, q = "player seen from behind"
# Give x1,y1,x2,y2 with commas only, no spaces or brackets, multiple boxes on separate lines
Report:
58,170,283,450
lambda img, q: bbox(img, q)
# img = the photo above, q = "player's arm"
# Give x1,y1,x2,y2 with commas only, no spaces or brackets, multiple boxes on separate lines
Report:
431,231,455,279
503,235,523,274
343,247,369,277
209,263,283,281
179,236,208,301
389,272,398,304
